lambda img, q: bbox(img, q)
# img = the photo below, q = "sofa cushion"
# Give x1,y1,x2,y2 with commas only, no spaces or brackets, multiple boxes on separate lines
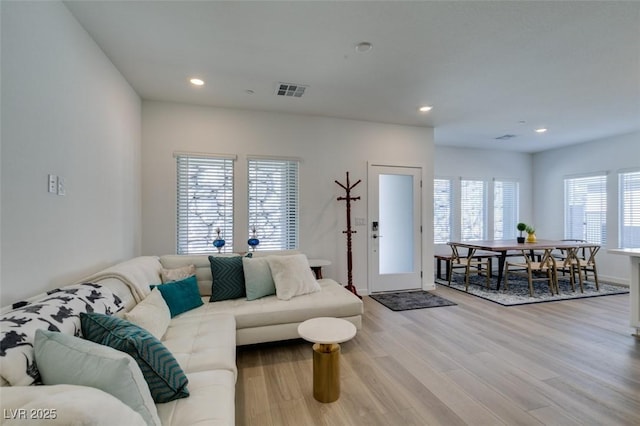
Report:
172,279,362,330
162,312,237,379
208,255,246,301
155,370,235,426
153,275,203,318
80,312,189,403
124,288,171,339
242,256,276,300
0,283,124,386
161,264,196,283
267,254,320,300
34,329,160,426
0,384,147,426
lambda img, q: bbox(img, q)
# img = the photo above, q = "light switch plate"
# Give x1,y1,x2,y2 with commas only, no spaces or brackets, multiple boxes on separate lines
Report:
57,177,66,196
48,174,57,193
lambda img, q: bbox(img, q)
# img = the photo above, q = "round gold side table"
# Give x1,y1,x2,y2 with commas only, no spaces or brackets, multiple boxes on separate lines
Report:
297,317,357,403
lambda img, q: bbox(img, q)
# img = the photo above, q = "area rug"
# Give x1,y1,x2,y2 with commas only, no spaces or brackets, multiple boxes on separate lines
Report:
435,273,628,306
370,291,457,311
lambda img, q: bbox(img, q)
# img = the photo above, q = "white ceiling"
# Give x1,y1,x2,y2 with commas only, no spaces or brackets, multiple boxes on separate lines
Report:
65,1,640,153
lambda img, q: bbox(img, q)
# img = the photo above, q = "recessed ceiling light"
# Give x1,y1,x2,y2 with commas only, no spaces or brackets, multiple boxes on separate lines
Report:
535,128,548,133
189,78,204,86
355,42,373,53
418,106,433,113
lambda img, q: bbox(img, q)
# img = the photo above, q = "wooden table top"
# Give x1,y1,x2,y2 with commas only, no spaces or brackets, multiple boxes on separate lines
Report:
447,239,599,252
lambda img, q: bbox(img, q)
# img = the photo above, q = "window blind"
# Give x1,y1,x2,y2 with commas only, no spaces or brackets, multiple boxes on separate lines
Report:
176,155,234,254
619,170,640,248
433,178,453,243
248,158,299,250
564,174,607,244
494,180,519,240
461,179,486,240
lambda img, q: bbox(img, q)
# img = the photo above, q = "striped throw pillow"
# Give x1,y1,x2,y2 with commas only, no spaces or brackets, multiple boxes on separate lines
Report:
80,312,189,403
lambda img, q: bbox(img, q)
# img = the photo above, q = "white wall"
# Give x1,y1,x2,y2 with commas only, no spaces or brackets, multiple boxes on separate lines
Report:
434,146,534,251
533,132,640,284
141,101,434,294
0,1,142,305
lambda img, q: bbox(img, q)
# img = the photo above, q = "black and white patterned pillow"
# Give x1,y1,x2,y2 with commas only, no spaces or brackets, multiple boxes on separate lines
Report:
0,283,123,386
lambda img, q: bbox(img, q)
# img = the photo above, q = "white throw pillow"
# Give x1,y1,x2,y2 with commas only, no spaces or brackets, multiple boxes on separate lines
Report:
161,264,196,283
267,254,321,300
34,329,161,426
0,384,147,426
124,288,171,339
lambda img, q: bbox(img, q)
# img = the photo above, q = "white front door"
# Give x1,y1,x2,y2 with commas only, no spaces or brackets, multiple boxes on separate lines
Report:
368,164,422,293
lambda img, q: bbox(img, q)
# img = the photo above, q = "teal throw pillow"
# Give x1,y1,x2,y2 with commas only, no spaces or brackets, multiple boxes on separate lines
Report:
154,275,203,317
242,256,276,300
208,255,247,301
80,312,189,403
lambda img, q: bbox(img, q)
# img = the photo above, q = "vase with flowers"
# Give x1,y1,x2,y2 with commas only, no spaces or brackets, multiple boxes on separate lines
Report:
525,225,537,243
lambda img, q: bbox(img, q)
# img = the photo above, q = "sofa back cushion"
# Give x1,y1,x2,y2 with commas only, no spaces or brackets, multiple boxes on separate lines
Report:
0,283,124,386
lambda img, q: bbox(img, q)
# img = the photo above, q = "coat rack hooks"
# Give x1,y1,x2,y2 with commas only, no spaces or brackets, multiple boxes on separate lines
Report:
335,171,362,299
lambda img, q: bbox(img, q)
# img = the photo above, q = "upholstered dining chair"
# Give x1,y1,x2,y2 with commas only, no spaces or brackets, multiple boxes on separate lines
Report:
504,249,557,297
447,244,492,291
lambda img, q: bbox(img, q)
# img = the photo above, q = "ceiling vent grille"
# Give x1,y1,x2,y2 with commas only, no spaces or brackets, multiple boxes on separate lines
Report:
495,134,517,141
275,83,308,98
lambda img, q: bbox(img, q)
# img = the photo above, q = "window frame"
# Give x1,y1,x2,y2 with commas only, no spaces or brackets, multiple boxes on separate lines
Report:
619,168,640,248
247,156,300,251
564,172,608,244
175,153,236,255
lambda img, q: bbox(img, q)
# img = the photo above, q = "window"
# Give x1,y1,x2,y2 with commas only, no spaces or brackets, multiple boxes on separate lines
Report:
619,170,640,248
564,174,607,244
494,180,519,239
248,158,299,250
433,178,453,243
176,155,234,254
461,179,486,240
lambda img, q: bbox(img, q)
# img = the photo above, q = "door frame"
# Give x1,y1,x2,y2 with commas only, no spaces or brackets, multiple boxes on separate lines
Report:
367,162,425,293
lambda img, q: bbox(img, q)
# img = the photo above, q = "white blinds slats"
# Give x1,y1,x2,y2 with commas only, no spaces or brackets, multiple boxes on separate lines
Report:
248,159,299,250
620,171,640,248
494,180,519,239
177,156,234,254
461,179,486,240
433,178,453,244
564,174,607,244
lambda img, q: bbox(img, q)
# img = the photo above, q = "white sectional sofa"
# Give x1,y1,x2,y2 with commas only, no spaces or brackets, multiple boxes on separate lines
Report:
0,252,363,425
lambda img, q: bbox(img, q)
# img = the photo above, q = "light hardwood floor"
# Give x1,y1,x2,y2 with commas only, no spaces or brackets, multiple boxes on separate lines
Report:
235,287,640,425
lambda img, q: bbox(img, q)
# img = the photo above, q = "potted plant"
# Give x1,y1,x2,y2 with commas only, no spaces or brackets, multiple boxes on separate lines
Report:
517,222,527,243
525,225,536,243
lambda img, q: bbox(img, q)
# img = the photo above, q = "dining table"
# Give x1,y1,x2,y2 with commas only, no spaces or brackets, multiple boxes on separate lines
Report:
447,239,599,290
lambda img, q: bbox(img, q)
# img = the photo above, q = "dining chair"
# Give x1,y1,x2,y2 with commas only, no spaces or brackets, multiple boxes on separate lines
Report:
504,249,557,297
447,245,492,291
575,244,600,290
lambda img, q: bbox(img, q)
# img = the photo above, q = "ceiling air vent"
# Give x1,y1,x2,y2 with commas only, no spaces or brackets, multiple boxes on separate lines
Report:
495,134,517,141
275,82,308,98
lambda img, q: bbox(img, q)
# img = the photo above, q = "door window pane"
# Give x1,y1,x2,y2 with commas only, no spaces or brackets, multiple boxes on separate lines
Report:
379,174,414,274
